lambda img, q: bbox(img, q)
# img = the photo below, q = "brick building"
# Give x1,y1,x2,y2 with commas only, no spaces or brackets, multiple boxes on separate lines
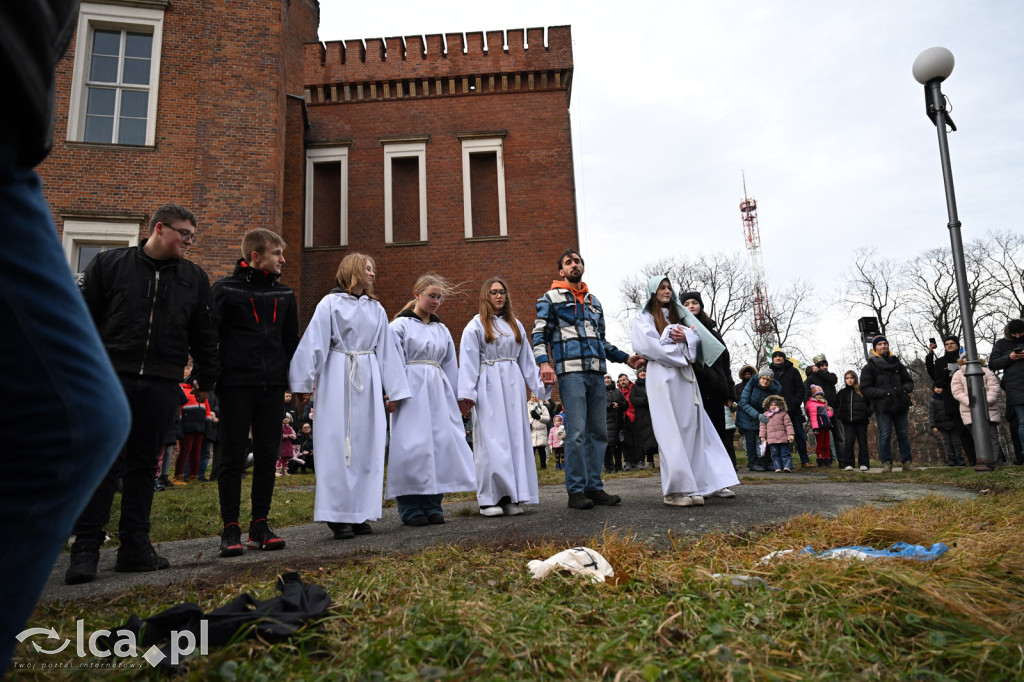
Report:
39,0,579,339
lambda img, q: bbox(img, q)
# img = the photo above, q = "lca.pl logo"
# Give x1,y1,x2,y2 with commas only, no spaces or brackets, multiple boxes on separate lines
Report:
14,620,209,669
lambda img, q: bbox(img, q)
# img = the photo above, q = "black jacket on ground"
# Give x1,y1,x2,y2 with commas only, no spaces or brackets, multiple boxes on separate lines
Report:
803,368,838,405
990,324,1024,405
860,352,914,414
627,378,657,453
771,359,805,414
835,385,871,424
212,259,299,389
79,242,220,389
605,385,627,442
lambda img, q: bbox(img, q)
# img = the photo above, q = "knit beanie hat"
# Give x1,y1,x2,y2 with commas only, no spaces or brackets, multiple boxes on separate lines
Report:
810,384,824,398
680,291,703,309
771,350,786,360
1008,319,1024,335
871,335,888,349
943,334,959,345
757,367,774,380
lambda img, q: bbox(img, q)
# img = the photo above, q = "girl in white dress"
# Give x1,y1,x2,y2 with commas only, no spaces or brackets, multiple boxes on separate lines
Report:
631,276,739,507
289,253,411,539
385,274,476,526
458,278,550,516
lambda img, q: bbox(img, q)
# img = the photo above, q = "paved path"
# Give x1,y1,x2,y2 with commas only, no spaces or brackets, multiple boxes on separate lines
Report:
40,473,974,603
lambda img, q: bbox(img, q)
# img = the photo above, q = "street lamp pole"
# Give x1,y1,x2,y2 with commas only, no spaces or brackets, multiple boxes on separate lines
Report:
913,47,994,471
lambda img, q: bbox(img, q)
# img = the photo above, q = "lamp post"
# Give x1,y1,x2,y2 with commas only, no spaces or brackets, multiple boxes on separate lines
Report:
912,47,994,472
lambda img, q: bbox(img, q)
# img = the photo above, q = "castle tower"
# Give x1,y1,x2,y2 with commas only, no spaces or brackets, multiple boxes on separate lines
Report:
296,26,579,330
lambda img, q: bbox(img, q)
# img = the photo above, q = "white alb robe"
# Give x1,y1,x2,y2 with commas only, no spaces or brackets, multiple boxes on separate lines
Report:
385,314,477,498
289,292,411,523
458,315,551,507
631,311,740,497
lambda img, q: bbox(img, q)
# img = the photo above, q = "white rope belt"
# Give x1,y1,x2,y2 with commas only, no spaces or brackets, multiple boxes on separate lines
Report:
330,346,374,466
482,357,517,366
407,359,443,374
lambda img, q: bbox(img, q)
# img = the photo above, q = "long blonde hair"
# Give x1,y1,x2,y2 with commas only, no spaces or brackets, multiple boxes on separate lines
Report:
395,273,460,320
645,278,681,335
335,253,376,299
479,277,522,344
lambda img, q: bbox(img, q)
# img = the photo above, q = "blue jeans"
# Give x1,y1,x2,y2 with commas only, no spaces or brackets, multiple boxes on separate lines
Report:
740,428,761,467
790,411,810,464
769,443,793,471
558,371,607,494
876,411,912,463
396,494,444,522
0,166,130,671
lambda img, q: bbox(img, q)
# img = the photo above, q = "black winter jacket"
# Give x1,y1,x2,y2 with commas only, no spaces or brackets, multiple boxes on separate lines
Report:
989,324,1024,405
835,385,871,424
627,378,657,453
605,385,627,441
860,352,914,414
771,360,805,414
79,242,220,389
928,393,957,430
803,368,838,405
212,260,299,389
927,349,963,416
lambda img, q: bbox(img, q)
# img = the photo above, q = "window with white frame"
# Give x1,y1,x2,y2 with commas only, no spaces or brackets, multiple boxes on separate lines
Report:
461,137,507,239
62,219,141,275
305,146,349,247
67,2,165,146
383,142,427,244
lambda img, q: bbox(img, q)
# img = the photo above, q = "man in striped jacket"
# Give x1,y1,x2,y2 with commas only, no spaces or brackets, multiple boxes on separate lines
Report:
533,249,645,510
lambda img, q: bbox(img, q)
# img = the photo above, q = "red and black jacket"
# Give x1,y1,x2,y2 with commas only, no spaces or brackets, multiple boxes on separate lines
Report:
211,259,299,389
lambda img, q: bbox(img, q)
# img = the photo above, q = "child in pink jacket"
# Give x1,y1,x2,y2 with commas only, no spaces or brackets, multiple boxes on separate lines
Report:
759,395,795,472
806,385,835,468
547,414,566,470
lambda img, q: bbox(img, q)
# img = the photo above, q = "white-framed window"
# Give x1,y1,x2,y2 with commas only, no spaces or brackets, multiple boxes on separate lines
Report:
66,2,165,146
62,219,141,274
383,142,427,244
304,146,349,247
461,138,508,239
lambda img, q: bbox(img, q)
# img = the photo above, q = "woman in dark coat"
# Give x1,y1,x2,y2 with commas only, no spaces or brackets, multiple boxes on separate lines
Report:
680,291,734,452
604,375,627,472
835,370,872,470
737,368,782,470
628,368,658,468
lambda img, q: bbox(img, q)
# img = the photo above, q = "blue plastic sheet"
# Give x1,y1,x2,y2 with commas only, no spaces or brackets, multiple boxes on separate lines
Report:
800,542,950,561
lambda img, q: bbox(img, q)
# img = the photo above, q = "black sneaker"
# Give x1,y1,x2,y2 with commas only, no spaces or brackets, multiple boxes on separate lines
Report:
427,514,445,525
328,522,354,540
584,489,622,506
220,522,244,558
65,551,99,585
115,543,170,573
567,492,595,510
352,522,373,535
247,518,286,551
404,515,428,527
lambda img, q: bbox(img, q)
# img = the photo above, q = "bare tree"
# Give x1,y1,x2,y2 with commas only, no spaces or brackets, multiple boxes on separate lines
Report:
977,229,1024,327
839,247,906,337
617,252,753,338
742,280,816,366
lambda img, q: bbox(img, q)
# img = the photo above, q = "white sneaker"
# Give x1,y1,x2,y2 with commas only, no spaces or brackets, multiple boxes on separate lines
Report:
663,494,694,507
479,506,504,517
501,503,524,516
859,465,869,472
844,466,854,471
691,495,705,506
710,488,736,498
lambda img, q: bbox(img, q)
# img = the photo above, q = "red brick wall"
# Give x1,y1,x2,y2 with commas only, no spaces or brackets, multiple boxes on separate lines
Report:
38,0,319,284
300,25,578,347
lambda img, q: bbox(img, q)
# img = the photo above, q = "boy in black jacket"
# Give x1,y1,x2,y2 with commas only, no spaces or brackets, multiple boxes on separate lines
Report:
213,230,299,557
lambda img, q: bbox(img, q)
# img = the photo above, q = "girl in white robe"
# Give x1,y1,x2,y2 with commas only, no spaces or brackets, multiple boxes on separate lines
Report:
458,278,551,516
289,253,411,538
631,276,739,507
385,274,476,526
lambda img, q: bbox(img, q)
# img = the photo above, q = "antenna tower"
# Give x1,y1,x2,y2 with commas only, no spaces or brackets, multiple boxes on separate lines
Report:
740,174,772,336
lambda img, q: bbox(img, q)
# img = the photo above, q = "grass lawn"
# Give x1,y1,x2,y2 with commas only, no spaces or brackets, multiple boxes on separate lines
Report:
17,462,1024,679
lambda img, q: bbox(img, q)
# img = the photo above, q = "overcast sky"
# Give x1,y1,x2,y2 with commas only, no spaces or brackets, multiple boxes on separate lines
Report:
318,0,1024,379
